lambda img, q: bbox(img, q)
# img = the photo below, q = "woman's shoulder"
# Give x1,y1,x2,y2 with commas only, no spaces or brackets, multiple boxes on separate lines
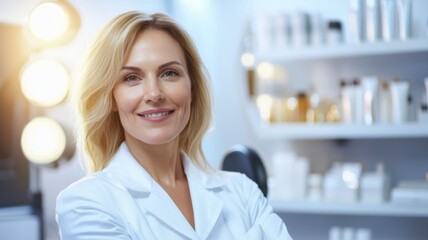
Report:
57,171,124,204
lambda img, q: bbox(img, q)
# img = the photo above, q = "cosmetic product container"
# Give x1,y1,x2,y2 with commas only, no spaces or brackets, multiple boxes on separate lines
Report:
353,79,364,124
397,0,412,40
425,78,428,104
418,104,428,123
308,173,323,201
310,13,324,46
361,163,390,203
361,76,379,125
390,80,409,124
324,162,361,203
380,0,396,41
349,0,365,43
295,157,309,199
329,226,342,240
378,80,392,123
270,151,297,199
365,0,381,42
356,228,372,240
341,81,355,123
296,92,309,122
343,227,355,240
291,11,310,47
326,20,343,45
272,14,290,50
418,94,428,123
252,15,272,52
391,180,428,205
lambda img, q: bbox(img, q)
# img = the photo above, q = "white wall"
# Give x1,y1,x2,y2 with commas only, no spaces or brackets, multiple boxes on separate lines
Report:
1,0,428,239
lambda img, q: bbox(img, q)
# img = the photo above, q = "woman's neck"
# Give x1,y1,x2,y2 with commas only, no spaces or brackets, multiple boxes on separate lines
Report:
124,135,185,187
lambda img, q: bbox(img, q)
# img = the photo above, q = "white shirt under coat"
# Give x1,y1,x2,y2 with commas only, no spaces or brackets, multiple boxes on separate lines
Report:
56,143,292,239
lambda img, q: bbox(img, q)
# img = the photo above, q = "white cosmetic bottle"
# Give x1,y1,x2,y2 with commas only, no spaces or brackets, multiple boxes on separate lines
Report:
397,0,412,40
390,80,410,124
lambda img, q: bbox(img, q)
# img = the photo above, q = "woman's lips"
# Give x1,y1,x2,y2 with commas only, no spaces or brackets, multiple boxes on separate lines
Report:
137,109,175,122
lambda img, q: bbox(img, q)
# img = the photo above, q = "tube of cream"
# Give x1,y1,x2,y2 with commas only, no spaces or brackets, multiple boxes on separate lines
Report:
425,78,428,105
390,80,410,124
349,0,365,43
381,0,396,41
397,0,412,40
366,0,381,42
362,76,379,125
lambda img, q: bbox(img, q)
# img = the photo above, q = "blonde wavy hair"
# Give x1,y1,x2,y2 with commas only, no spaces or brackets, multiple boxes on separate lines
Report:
73,11,212,172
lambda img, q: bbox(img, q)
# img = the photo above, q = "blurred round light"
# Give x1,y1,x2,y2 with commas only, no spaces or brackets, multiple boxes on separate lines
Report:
20,59,70,107
256,62,274,79
21,117,66,165
256,94,274,121
28,2,70,41
241,52,255,68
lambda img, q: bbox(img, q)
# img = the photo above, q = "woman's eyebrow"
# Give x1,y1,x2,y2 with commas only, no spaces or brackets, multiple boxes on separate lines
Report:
121,61,184,71
159,61,184,69
121,66,141,71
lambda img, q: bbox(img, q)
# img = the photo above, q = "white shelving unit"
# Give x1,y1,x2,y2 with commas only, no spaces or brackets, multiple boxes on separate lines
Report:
250,34,428,239
254,122,428,140
254,38,428,62
269,199,428,218
248,103,428,140
245,2,428,239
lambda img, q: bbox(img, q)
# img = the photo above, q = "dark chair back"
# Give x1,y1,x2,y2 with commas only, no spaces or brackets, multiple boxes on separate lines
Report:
221,145,268,197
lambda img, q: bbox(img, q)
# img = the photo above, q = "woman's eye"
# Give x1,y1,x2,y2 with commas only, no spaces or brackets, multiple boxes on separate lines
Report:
162,70,178,79
124,75,140,82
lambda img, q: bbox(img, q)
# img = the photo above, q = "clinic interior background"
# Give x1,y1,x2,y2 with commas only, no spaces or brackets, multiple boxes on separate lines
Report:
1,0,428,239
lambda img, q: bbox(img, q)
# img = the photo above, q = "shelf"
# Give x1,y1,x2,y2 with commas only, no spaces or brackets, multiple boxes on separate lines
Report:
254,38,428,62
249,105,428,140
253,122,428,140
270,199,428,217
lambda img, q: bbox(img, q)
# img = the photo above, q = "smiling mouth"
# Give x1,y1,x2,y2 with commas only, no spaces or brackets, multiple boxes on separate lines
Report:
138,110,174,118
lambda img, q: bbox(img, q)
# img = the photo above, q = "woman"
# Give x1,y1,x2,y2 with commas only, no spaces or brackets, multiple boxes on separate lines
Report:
56,11,292,239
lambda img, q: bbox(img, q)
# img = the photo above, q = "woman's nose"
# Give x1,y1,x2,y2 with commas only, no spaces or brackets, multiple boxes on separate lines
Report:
143,79,164,103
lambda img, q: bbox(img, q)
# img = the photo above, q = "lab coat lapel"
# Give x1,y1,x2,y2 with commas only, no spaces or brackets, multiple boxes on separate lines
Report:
144,183,197,239
183,154,226,239
107,144,197,239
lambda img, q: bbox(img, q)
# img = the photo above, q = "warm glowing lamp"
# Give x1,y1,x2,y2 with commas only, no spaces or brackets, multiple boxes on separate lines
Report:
241,52,255,68
26,0,80,49
21,117,67,165
256,62,275,79
28,2,69,41
20,59,70,107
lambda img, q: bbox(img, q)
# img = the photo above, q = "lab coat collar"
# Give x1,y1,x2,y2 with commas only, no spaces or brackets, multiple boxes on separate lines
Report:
105,142,227,239
105,142,228,193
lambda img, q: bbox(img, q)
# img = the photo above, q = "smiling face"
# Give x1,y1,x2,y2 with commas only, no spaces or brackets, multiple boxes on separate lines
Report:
113,29,192,146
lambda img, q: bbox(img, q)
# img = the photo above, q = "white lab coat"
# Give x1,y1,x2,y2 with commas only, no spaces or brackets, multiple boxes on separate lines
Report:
56,143,292,239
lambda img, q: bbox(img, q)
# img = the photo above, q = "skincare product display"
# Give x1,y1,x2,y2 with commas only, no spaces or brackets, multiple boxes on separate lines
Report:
249,12,344,52
256,75,428,125
339,76,424,125
329,227,372,240
348,0,414,43
391,179,428,205
270,150,309,200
